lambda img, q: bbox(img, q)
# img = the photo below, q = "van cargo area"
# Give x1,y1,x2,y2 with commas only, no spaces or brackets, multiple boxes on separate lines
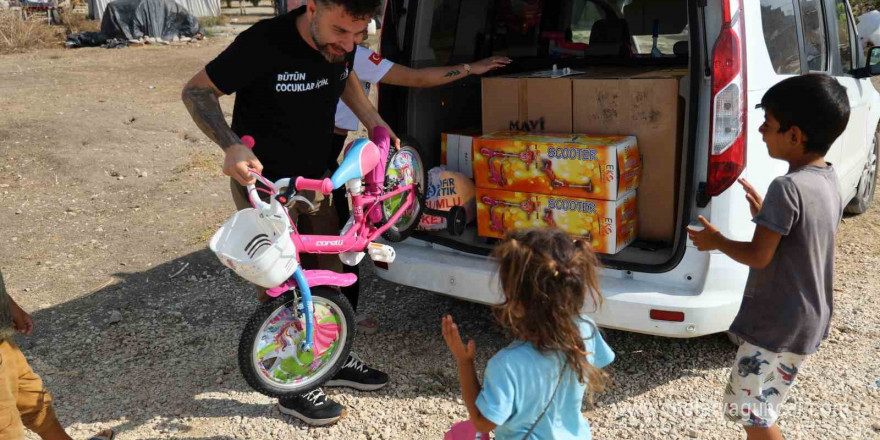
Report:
378,0,693,271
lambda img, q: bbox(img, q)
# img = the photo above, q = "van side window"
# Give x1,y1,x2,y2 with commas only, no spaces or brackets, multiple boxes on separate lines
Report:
760,0,802,74
619,0,689,55
570,1,608,43
411,0,546,64
834,0,853,73
799,0,827,71
571,0,688,56
412,0,462,66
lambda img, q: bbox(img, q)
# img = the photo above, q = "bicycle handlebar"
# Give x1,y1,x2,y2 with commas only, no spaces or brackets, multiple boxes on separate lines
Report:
240,127,391,204
295,176,334,195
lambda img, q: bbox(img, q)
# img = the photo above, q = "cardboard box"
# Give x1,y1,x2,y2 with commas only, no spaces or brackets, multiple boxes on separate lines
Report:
440,132,458,169
572,68,685,243
481,75,573,134
441,130,480,178
472,132,641,201
457,134,475,179
476,188,638,255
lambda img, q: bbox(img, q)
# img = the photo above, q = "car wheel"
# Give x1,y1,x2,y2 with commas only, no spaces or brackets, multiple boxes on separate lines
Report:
845,126,879,215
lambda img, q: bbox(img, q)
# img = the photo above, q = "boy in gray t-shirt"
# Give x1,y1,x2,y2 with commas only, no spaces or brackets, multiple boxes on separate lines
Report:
687,74,849,440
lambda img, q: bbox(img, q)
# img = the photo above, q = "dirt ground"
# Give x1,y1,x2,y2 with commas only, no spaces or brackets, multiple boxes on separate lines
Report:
0,33,878,440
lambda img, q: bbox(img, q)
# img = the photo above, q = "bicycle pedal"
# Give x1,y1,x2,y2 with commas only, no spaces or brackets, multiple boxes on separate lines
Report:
367,242,396,264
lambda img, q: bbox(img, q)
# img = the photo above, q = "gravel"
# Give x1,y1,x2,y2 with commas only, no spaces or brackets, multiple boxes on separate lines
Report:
15,212,880,440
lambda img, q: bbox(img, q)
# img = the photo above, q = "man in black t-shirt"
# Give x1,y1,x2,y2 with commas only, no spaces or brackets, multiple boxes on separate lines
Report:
181,0,392,426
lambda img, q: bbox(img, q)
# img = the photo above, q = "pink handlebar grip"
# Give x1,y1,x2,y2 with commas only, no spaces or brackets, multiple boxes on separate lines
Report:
241,135,255,149
295,176,334,195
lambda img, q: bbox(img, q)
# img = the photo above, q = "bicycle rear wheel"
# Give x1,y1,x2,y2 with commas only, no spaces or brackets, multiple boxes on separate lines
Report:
238,287,354,398
380,139,426,242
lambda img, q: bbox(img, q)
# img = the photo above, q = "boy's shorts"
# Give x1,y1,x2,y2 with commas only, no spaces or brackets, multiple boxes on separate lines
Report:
0,340,57,439
721,339,806,428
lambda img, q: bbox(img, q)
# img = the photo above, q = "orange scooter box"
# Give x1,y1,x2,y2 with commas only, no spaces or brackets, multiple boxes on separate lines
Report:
476,188,638,255
472,132,641,201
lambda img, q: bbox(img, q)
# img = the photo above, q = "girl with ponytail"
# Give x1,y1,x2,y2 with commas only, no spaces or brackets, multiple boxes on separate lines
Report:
442,227,615,440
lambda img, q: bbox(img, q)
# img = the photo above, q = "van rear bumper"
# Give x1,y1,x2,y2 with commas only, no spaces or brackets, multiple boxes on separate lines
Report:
372,239,745,338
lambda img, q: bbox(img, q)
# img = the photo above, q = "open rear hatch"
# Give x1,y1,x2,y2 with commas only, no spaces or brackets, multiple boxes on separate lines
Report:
378,0,701,272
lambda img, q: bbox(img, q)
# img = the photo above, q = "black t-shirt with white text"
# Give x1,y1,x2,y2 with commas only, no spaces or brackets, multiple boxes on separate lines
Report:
205,7,354,181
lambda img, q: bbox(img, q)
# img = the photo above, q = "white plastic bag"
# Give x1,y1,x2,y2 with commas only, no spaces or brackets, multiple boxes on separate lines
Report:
418,166,476,231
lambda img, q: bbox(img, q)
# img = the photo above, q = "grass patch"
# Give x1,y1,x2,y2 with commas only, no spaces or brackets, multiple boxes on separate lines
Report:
197,14,230,28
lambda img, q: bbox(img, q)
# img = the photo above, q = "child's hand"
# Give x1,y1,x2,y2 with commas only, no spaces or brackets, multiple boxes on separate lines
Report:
686,216,723,251
10,301,33,336
442,315,475,363
738,178,763,218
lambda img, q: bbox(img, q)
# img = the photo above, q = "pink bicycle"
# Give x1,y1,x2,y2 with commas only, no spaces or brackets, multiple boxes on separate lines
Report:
209,127,425,398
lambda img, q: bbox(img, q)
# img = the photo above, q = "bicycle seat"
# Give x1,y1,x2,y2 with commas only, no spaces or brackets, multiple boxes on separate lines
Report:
330,138,381,190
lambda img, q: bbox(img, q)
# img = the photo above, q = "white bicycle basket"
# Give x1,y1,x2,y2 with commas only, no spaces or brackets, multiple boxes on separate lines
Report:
209,208,298,288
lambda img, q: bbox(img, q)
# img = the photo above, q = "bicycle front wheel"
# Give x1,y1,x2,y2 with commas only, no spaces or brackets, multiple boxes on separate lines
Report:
237,287,354,398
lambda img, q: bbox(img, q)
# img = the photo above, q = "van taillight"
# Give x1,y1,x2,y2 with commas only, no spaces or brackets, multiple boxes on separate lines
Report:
707,0,747,197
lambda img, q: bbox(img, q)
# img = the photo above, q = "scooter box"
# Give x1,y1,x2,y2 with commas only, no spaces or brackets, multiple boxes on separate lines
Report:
476,187,638,255
472,132,641,201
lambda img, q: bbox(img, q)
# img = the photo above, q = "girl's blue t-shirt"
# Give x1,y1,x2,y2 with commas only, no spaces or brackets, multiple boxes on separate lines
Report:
475,317,615,440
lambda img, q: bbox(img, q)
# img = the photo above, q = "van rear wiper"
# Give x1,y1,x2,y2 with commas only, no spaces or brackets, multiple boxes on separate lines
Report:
698,0,711,77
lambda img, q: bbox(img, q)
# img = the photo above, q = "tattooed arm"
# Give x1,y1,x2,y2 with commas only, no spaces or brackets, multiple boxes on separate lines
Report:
379,56,511,88
182,69,262,185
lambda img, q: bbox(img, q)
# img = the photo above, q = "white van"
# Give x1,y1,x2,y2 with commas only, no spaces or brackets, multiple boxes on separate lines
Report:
371,0,880,339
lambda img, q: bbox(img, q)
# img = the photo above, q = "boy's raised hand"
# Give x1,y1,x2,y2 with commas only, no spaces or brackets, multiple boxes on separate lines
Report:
739,178,763,218
442,315,475,363
686,215,723,251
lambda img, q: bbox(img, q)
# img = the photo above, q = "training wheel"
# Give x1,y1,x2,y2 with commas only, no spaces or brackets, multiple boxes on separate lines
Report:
446,206,467,236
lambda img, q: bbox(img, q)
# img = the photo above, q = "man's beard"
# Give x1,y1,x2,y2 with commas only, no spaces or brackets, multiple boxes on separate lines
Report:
310,19,345,63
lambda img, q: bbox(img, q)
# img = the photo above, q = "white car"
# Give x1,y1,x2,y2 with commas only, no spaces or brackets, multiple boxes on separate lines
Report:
371,0,880,338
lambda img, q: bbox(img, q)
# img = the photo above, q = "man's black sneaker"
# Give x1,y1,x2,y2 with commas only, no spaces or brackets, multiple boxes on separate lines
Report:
278,388,346,426
326,353,389,391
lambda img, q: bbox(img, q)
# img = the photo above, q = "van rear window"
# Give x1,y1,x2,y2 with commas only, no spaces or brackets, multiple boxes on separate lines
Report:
408,0,688,66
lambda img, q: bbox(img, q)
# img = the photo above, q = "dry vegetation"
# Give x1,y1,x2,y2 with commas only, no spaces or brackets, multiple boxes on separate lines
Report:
0,9,65,53
197,14,230,28
0,9,98,54
852,0,880,17
60,9,100,34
